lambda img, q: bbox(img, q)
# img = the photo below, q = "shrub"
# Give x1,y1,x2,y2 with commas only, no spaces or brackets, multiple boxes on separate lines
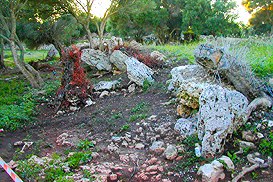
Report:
113,45,163,68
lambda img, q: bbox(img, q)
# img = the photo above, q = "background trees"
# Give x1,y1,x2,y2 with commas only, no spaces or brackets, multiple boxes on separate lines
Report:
243,0,273,35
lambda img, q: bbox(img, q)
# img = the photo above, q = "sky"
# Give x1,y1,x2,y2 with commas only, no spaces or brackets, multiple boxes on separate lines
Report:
90,0,251,24
234,0,251,24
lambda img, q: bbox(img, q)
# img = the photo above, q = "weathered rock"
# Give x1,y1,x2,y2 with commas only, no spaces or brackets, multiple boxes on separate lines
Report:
125,57,154,86
164,145,178,160
128,83,136,93
150,51,166,62
135,143,145,149
110,50,128,71
269,78,273,87
28,155,51,166
56,133,75,146
198,85,248,157
218,156,234,171
239,140,256,149
129,40,143,50
150,141,165,154
174,118,197,138
94,80,121,91
81,49,112,71
167,65,216,111
85,98,96,107
242,131,257,142
100,91,110,98
197,160,225,182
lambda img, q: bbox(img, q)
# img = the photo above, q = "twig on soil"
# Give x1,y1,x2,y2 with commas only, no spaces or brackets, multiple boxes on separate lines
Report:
232,154,272,182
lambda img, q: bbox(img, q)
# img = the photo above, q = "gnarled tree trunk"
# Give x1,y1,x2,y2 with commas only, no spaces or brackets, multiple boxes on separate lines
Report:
0,38,5,69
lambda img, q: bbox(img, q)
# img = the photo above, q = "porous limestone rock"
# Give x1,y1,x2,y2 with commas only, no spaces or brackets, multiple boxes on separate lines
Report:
81,49,112,71
125,57,154,86
198,85,248,157
197,156,235,182
174,118,197,138
150,141,165,154
167,65,216,111
94,80,121,91
110,50,128,71
164,145,178,160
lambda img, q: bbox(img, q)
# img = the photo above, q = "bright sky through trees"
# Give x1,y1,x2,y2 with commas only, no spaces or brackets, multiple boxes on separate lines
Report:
90,0,251,24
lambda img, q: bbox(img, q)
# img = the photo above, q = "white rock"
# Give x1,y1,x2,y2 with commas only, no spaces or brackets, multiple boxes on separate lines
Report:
218,156,234,171
99,91,110,98
128,83,136,93
174,118,197,137
198,85,248,157
135,143,145,149
164,145,178,160
125,57,154,86
239,140,256,149
81,49,112,71
269,78,273,87
197,160,225,182
110,50,128,71
85,98,95,107
28,155,51,166
268,120,273,127
94,80,121,91
167,65,216,109
150,141,165,154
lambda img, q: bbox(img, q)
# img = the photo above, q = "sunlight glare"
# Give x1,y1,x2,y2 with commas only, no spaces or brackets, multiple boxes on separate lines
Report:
91,0,111,18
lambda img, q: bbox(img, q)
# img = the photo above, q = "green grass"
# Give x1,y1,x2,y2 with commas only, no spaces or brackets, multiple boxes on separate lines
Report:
3,49,59,67
0,78,60,131
148,41,203,63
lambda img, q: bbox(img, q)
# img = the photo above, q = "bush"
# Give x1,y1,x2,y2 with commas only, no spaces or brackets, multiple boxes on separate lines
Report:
113,45,163,68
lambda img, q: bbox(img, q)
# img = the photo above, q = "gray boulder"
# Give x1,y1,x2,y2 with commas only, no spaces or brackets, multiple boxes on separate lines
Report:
110,50,128,71
81,49,112,71
198,85,248,157
125,57,154,86
174,118,197,138
94,80,121,91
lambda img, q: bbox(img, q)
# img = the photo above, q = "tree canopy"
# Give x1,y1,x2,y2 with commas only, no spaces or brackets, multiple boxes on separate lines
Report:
243,0,273,34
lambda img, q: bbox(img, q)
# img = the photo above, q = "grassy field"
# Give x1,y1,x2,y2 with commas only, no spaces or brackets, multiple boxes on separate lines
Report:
150,38,273,78
4,50,51,67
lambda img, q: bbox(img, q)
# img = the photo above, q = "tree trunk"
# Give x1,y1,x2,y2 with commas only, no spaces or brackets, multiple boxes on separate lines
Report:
0,38,5,69
9,8,43,88
84,24,93,49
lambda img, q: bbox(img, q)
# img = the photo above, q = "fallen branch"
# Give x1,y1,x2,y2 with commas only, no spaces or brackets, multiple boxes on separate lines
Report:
246,96,272,119
232,154,271,182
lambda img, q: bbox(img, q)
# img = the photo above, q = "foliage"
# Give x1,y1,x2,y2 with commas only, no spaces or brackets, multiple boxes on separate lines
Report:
243,0,273,35
66,151,92,169
77,139,95,150
148,41,202,63
258,132,273,157
114,45,163,68
181,0,240,36
128,102,149,122
0,79,35,131
57,46,92,110
108,0,169,42
120,124,130,132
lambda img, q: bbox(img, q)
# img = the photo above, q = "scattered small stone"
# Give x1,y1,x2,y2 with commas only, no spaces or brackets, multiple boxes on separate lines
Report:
107,142,119,153
146,165,158,172
257,132,264,139
109,173,118,181
242,131,257,142
150,141,165,154
70,106,79,112
197,160,225,182
14,141,24,146
85,98,96,107
268,120,273,127
128,83,136,93
147,157,157,165
111,136,122,143
135,143,145,150
148,115,157,121
164,145,178,160
239,140,256,149
8,160,18,169
100,91,110,98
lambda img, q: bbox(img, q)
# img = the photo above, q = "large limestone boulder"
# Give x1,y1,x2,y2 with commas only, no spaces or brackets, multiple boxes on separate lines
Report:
110,50,128,71
198,85,248,157
125,57,154,86
167,65,216,115
81,49,112,71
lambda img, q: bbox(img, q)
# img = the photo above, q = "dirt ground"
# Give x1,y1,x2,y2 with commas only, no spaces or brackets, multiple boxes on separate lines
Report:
1,59,273,182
